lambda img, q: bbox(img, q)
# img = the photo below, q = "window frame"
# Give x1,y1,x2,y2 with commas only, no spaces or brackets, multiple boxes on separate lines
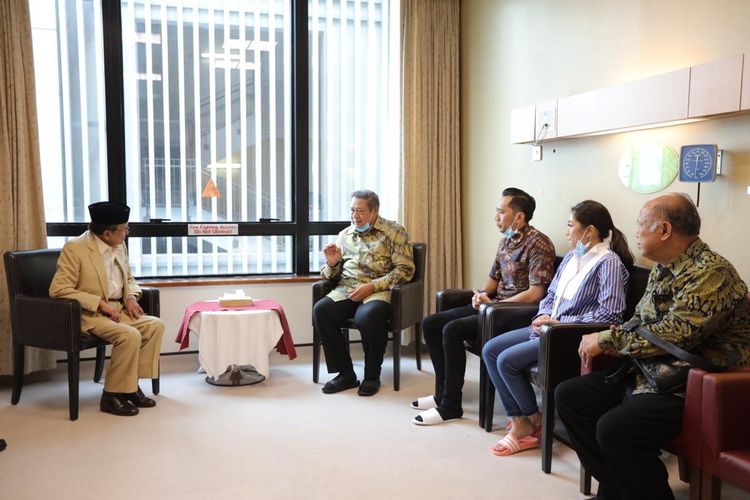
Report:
44,0,350,278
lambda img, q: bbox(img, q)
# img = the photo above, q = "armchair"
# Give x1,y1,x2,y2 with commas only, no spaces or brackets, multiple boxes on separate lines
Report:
3,249,160,421
311,243,426,391
477,255,564,430
530,263,652,478
699,367,750,500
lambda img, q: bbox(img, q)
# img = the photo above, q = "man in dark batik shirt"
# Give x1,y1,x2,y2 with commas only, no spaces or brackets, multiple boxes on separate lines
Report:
559,193,750,500
412,187,556,425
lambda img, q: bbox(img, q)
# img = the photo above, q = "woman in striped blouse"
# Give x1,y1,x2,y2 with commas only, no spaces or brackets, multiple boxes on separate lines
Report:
482,200,633,456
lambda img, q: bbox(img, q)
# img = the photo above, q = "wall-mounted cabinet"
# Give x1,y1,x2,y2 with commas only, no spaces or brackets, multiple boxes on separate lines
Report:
688,55,743,117
511,53,750,144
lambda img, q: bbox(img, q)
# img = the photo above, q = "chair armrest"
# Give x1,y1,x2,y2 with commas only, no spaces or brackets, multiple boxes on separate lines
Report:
139,287,160,317
535,322,610,390
12,295,83,351
312,280,336,304
436,289,473,312
702,368,750,460
479,302,539,345
391,280,424,330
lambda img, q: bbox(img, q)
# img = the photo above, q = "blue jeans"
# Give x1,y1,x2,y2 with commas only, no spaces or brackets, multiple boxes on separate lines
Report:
481,326,539,417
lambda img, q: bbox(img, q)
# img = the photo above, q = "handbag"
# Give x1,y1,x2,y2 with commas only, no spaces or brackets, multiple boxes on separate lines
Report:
627,320,724,394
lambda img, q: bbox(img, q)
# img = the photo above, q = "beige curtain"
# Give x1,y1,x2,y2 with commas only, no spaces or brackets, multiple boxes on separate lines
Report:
401,0,462,315
0,1,55,375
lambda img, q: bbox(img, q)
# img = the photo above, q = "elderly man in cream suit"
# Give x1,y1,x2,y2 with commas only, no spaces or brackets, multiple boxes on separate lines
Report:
50,202,164,416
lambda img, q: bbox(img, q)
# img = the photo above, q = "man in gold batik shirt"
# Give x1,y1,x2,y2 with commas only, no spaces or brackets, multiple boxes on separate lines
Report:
313,190,414,397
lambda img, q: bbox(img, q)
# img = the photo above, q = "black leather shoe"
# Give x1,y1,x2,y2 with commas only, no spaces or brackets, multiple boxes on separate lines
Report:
322,373,360,394
357,379,381,397
100,391,139,416
121,387,156,408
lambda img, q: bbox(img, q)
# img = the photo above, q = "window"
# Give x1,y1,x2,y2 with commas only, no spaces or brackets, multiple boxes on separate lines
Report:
29,0,400,278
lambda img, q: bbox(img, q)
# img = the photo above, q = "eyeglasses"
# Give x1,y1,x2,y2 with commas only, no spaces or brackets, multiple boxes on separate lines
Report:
114,226,130,235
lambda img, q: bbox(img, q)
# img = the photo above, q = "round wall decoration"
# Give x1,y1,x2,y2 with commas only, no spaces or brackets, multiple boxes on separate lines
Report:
617,143,678,193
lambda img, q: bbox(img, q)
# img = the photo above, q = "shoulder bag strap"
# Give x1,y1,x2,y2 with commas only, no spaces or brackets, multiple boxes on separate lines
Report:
635,325,724,372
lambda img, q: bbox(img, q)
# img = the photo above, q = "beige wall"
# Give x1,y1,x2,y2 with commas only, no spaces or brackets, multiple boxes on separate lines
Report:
461,0,750,287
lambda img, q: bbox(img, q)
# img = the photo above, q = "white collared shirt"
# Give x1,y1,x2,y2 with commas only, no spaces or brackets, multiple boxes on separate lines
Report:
94,235,124,300
551,241,610,318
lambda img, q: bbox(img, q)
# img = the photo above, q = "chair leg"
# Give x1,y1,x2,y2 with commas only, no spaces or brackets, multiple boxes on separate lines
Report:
483,364,495,432
393,331,401,391
677,456,689,483
11,343,24,404
312,326,320,383
701,470,721,500
541,389,555,474
67,351,80,421
93,345,106,383
580,466,592,496
414,323,422,371
152,362,160,395
688,464,701,500
479,361,486,428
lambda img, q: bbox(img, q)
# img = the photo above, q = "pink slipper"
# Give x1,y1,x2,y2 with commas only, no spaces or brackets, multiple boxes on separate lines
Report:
490,434,540,456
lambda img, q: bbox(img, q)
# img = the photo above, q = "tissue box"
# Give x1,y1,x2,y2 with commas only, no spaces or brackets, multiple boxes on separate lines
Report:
219,297,254,307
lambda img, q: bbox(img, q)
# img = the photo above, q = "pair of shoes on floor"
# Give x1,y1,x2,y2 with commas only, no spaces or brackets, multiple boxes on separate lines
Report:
411,395,437,410
358,379,381,397
100,391,139,416
412,407,462,426
120,386,156,408
490,432,540,456
322,372,360,394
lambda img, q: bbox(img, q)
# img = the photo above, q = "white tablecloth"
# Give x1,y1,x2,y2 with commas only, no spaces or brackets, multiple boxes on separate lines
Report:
188,309,284,379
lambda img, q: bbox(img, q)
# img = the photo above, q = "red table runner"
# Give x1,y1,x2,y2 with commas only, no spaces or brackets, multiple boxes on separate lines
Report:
175,299,297,360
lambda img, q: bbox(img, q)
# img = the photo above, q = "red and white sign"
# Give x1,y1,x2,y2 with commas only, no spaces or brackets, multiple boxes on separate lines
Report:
188,224,239,236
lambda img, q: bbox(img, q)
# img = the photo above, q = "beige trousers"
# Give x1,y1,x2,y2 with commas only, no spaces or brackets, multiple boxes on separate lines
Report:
87,304,164,393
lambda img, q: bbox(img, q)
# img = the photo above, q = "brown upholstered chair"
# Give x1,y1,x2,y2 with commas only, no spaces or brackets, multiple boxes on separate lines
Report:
699,367,750,499
311,242,426,391
3,249,160,421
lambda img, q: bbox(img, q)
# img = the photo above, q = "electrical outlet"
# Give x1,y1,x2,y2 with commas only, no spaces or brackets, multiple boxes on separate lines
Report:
532,145,543,161
535,102,557,141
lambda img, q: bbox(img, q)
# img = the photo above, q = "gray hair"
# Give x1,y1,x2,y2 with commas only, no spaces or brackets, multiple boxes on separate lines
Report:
351,190,380,211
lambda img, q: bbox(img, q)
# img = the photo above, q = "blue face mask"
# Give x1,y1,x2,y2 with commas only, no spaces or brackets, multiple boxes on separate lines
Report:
575,240,588,257
354,222,370,233
575,229,591,257
501,220,518,239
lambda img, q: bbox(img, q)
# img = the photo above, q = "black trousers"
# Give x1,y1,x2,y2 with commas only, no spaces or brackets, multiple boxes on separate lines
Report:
312,297,390,381
422,304,480,410
555,371,685,500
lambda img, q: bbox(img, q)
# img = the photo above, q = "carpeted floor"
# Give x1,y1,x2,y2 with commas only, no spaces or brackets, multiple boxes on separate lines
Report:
0,346,744,499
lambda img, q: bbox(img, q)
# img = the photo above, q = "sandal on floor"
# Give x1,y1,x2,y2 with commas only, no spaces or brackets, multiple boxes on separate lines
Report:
411,395,437,410
412,408,460,426
490,433,540,456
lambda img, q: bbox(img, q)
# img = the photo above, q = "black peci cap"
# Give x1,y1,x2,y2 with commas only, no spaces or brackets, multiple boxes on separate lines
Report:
88,201,130,225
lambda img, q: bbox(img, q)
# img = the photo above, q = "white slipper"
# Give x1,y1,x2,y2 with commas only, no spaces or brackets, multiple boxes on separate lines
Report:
412,408,460,426
411,395,437,410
